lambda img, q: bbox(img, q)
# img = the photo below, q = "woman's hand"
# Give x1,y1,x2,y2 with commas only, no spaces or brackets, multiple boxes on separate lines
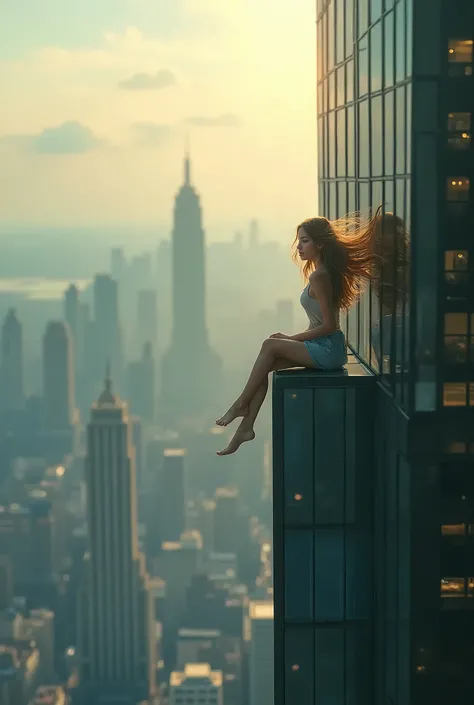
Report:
270,332,292,339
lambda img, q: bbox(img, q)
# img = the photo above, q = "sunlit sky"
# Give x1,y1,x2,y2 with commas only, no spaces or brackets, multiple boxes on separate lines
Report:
0,0,317,241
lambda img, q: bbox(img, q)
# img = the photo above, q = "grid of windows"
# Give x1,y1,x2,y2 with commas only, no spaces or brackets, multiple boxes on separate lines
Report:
317,0,474,413
317,0,412,409
442,18,474,408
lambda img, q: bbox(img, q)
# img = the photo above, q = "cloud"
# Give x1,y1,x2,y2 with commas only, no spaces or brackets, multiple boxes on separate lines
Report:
132,122,175,146
118,69,177,90
1,122,105,154
185,113,241,127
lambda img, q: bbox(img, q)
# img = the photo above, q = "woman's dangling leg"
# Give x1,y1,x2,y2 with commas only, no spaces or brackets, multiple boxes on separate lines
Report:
216,358,295,456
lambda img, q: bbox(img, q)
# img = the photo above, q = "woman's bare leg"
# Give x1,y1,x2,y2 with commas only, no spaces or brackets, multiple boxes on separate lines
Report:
216,338,316,427
216,358,298,456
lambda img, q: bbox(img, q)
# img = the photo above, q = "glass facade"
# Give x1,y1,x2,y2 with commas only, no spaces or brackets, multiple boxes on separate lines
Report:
317,0,412,408
318,0,474,415
273,3,474,705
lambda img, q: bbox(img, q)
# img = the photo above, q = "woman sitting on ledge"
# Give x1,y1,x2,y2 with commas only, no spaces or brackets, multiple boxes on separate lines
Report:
216,208,383,455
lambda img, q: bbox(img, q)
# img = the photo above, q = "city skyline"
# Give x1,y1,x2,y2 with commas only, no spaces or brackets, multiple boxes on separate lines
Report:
0,0,317,240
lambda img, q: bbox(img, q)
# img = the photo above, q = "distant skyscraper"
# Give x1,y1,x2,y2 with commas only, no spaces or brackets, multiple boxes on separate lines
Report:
169,663,223,705
246,601,274,705
1,308,24,412
42,321,74,431
136,289,158,355
78,372,156,704
111,247,126,283
93,274,123,389
213,487,241,555
64,284,80,379
161,449,186,542
161,153,222,421
127,342,155,422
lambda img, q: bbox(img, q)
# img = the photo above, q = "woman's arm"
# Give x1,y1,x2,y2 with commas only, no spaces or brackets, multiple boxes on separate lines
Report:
290,270,338,341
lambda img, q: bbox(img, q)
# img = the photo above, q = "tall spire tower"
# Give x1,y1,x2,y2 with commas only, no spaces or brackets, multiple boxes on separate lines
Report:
78,371,156,703
161,152,222,422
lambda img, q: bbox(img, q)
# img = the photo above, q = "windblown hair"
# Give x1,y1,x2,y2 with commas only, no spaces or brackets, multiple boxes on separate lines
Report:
292,206,383,311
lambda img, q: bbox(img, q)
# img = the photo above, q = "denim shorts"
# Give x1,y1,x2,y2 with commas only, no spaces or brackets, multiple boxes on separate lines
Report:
304,329,347,369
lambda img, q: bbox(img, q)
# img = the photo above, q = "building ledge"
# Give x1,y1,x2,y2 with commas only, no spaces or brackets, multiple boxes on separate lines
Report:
273,352,373,388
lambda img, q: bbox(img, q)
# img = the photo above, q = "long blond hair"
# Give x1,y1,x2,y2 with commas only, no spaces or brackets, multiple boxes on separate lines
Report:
292,206,383,311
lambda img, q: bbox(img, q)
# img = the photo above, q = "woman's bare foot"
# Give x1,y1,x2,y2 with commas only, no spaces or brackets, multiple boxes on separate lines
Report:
216,428,255,456
216,403,248,427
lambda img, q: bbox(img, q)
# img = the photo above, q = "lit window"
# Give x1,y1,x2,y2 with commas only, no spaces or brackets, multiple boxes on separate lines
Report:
441,577,465,597
444,313,469,364
442,524,466,535
445,250,469,299
445,313,468,335
443,383,467,406
448,39,473,76
448,113,472,149
447,177,470,201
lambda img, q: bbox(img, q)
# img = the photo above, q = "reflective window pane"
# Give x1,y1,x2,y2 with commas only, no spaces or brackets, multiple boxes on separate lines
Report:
358,0,368,37
347,105,355,176
372,95,383,176
337,109,346,176
358,36,369,96
336,66,345,107
370,21,383,93
396,86,406,174
346,59,354,103
384,10,395,87
384,90,395,175
370,0,383,24
395,0,406,82
328,0,335,70
345,0,354,58
328,112,336,178
336,0,345,65
359,99,369,177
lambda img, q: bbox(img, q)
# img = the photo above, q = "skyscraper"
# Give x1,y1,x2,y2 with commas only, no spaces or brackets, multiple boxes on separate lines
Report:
246,601,274,705
42,321,74,431
272,1,474,703
93,274,123,390
1,308,24,412
161,153,222,421
64,284,80,384
169,663,223,705
136,289,158,356
78,372,156,704
161,448,186,542
127,342,155,423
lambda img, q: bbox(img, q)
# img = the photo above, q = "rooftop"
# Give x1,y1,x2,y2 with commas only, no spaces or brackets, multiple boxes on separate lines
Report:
249,600,274,620
170,662,223,688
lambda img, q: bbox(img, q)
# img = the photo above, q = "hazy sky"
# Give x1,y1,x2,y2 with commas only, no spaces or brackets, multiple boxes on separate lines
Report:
0,0,317,241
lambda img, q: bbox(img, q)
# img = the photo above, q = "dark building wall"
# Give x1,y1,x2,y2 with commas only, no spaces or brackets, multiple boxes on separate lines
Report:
272,362,375,705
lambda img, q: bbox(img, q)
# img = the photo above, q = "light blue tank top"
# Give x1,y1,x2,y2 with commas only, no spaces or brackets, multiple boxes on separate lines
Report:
300,284,340,329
